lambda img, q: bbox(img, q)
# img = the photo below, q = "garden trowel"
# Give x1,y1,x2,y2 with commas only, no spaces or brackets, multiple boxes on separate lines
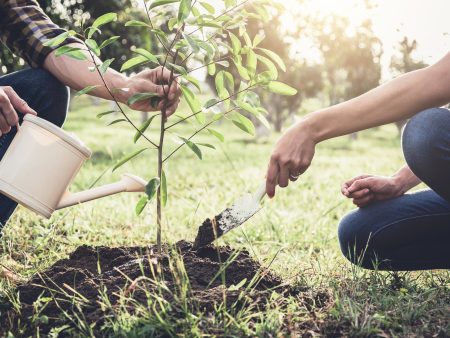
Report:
193,182,266,248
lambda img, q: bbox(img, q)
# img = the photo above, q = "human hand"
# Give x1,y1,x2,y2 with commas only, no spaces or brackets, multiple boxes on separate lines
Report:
0,86,37,136
123,67,181,116
341,174,405,207
266,121,317,198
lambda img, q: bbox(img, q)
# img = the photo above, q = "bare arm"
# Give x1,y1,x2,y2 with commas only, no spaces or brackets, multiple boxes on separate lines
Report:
43,43,181,115
307,53,450,141
266,52,450,197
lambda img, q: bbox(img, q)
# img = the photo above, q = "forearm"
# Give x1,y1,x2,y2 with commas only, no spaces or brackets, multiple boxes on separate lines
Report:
392,165,422,194
305,53,450,142
43,43,129,103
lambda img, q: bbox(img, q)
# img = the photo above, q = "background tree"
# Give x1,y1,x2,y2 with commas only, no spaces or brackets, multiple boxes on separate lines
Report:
390,36,428,132
315,15,382,106
207,4,323,133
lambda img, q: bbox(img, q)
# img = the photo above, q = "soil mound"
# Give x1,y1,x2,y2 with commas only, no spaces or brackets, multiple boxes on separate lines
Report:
1,241,311,336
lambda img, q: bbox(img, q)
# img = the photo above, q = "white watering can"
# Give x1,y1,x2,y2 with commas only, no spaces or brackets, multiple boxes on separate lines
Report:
0,114,146,219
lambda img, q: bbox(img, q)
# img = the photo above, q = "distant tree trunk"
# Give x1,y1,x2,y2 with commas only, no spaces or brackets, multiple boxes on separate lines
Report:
349,133,358,140
141,111,149,123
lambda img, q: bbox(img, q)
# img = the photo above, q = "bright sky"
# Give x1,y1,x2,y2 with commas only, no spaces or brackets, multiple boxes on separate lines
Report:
284,0,450,80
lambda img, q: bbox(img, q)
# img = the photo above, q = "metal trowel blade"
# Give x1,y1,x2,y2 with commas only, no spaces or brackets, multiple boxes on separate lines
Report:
193,183,266,248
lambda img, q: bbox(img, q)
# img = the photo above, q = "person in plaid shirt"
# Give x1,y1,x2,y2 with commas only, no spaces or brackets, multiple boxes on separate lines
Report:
0,2,181,240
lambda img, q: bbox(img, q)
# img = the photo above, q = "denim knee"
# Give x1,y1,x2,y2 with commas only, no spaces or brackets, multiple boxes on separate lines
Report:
28,69,69,127
338,210,376,269
402,108,450,200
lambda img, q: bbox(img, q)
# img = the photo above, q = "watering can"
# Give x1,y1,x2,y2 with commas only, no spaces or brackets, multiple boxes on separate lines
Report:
0,114,147,219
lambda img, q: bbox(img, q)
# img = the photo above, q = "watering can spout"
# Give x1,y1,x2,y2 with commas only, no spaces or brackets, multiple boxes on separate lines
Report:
56,174,146,210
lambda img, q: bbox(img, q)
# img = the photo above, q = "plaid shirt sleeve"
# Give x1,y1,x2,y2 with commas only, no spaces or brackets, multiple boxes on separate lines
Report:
0,0,82,68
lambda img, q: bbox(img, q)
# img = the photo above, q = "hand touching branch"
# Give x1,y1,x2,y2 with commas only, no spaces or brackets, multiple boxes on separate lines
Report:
122,67,181,116
44,45,181,117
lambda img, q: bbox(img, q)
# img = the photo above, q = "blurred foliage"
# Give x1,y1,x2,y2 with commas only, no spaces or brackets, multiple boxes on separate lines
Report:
390,36,428,132
314,15,382,105
0,0,421,133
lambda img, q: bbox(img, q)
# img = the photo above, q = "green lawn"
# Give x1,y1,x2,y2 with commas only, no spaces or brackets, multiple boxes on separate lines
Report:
0,96,448,337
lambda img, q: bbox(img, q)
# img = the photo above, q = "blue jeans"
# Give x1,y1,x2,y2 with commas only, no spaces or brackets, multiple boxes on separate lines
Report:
338,108,450,270
0,69,69,229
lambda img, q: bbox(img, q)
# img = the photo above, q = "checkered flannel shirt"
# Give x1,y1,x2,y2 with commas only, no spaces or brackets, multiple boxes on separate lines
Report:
0,0,80,68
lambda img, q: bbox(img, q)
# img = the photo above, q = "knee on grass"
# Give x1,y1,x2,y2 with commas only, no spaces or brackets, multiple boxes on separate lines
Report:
338,211,380,270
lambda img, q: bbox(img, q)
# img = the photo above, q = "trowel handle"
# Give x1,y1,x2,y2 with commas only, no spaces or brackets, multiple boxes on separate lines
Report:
254,182,267,202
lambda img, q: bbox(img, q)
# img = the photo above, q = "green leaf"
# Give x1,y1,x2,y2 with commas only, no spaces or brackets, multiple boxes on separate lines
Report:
86,27,100,39
224,0,236,8
243,32,252,47
182,32,199,52
108,119,127,126
135,196,148,216
253,34,264,47
43,30,75,47
149,0,180,10
54,46,87,60
166,63,187,75
257,55,278,79
267,81,298,96
125,20,151,27
207,63,216,76
179,137,202,159
113,148,148,172
223,71,234,92
198,41,215,56
134,48,158,63
128,92,159,106
168,17,178,30
229,32,241,55
120,55,149,72
180,85,203,122
178,0,192,23
215,71,225,97
145,178,160,200
75,85,99,97
200,1,215,13
99,36,120,49
255,111,271,130
99,58,114,75
96,110,117,118
232,113,255,135
207,128,224,142
182,75,201,92
233,60,250,80
247,49,257,77
92,13,117,30
237,100,258,115
197,143,216,149
257,48,286,72
134,114,158,143
85,39,100,56
161,170,167,207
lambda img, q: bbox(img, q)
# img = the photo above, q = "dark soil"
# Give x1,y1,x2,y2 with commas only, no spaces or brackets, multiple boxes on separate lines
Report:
193,215,224,248
0,241,331,336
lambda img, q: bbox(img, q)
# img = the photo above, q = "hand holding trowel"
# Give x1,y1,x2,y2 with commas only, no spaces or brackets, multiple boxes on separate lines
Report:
193,182,267,248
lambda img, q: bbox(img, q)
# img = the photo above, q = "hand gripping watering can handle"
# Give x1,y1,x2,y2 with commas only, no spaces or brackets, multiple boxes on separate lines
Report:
254,182,267,202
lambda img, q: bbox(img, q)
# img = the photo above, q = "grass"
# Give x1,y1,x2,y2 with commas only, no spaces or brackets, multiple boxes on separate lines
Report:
0,96,449,337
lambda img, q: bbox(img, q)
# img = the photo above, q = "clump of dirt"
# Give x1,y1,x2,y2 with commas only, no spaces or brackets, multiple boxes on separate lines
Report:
193,215,224,248
1,241,324,336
